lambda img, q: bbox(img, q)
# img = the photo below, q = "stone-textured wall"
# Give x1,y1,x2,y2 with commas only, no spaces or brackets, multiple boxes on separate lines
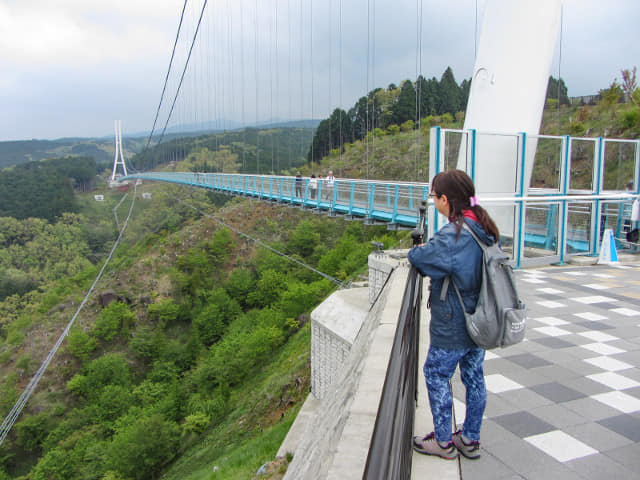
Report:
311,322,353,400
282,251,411,480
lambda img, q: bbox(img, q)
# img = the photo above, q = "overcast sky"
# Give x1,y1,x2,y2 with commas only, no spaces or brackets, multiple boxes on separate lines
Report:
0,0,638,141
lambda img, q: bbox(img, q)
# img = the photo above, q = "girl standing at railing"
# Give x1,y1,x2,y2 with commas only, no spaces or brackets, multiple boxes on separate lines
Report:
408,169,499,460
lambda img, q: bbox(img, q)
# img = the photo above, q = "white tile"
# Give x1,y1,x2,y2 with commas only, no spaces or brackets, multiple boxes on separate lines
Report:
584,356,633,372
579,331,619,342
611,307,640,317
573,295,618,304
533,326,572,337
485,374,523,393
522,278,546,284
592,391,640,413
484,350,499,360
580,343,625,356
525,430,597,462
536,300,566,309
537,287,564,294
534,316,569,326
573,312,607,321
583,283,610,290
587,372,640,390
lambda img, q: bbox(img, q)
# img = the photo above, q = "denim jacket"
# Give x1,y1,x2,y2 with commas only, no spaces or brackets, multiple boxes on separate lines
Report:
408,218,494,350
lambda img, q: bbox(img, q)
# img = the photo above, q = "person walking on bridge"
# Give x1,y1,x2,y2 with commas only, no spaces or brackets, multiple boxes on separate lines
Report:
324,170,335,200
408,169,499,460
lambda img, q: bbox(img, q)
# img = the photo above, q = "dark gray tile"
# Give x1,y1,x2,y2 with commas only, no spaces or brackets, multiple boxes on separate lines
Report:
533,337,576,349
493,411,555,438
597,414,640,442
576,321,615,331
530,382,587,403
506,353,553,369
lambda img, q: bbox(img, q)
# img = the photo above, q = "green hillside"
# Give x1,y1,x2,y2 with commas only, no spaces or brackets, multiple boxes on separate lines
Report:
0,174,406,479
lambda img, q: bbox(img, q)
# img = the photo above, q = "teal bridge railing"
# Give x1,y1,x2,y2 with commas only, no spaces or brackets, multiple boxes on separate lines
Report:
123,171,429,229
123,132,639,269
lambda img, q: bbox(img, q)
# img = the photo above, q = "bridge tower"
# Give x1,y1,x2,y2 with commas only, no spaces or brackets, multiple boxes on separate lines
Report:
110,120,128,182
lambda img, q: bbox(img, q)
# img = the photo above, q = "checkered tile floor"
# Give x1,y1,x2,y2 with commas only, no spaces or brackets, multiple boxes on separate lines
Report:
450,263,640,480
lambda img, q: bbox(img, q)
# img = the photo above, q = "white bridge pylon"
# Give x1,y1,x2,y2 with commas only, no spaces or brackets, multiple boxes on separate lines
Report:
111,119,128,182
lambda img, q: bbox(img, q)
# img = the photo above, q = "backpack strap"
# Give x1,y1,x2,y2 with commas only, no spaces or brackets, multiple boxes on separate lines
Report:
441,221,487,304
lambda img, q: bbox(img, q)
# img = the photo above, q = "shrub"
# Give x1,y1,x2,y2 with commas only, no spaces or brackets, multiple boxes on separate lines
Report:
147,299,180,327
93,302,135,341
66,327,97,362
106,414,180,479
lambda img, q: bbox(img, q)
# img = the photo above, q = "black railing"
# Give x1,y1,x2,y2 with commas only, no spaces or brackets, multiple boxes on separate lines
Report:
363,203,426,480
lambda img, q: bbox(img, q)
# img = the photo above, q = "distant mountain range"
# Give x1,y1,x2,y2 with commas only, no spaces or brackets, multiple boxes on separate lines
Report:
0,119,320,170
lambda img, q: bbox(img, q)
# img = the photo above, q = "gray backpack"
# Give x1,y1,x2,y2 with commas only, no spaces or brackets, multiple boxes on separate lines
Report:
445,223,527,349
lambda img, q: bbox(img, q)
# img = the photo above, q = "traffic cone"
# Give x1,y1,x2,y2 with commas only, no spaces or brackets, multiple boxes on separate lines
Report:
598,229,619,264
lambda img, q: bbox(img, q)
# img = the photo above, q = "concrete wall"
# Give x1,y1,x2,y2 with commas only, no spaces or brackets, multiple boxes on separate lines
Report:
280,251,410,480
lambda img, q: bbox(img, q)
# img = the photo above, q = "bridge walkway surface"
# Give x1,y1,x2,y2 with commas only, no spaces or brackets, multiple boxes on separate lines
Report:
442,257,640,480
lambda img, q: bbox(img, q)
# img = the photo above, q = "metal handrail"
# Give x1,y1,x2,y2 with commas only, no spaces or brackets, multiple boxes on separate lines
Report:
362,203,426,480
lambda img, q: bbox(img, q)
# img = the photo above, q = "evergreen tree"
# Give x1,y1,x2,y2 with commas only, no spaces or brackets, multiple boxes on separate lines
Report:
438,67,462,115
546,76,570,106
391,80,417,126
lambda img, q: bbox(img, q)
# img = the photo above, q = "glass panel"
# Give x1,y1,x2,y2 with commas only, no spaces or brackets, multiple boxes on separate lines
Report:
523,203,559,257
569,139,596,191
599,201,627,242
443,131,468,172
566,202,592,254
602,140,637,191
474,133,520,193
485,205,516,260
531,137,562,189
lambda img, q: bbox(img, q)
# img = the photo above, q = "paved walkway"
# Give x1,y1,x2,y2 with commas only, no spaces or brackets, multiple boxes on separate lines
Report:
414,261,640,479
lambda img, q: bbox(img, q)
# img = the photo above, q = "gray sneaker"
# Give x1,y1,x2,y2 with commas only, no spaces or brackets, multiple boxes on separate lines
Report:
412,432,458,460
452,430,481,459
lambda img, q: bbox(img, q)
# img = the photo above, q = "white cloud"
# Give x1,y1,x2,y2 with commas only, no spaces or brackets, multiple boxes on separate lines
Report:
0,0,182,67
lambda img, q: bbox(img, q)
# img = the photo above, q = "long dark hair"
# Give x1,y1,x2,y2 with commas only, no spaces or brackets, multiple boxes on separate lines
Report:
431,169,500,241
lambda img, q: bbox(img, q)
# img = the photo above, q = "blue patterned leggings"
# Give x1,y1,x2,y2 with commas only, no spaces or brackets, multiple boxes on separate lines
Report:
424,345,486,442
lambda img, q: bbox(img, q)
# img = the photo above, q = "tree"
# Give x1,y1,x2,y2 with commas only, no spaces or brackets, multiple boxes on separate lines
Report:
438,67,462,115
621,67,639,105
391,80,417,126
92,302,135,342
107,414,180,479
193,289,240,345
600,80,623,111
546,76,570,106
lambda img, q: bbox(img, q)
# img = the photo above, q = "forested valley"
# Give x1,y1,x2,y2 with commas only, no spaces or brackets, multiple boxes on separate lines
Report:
0,153,405,479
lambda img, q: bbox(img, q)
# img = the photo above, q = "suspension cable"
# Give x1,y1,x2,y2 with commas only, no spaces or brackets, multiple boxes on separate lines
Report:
157,0,210,146
144,0,189,153
169,193,345,287
0,185,138,447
